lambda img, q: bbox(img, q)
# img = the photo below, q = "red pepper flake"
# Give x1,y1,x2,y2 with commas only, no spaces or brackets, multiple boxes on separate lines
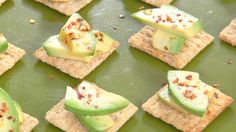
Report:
214,92,219,99
77,90,85,100
71,21,77,25
1,103,7,113
88,94,92,98
172,78,179,84
179,82,185,86
69,32,74,37
176,14,181,17
155,16,162,23
8,129,14,132
87,101,91,105
76,18,83,22
188,20,193,23
67,24,72,29
204,90,209,95
186,75,192,80
166,15,172,22
7,116,13,120
183,90,197,100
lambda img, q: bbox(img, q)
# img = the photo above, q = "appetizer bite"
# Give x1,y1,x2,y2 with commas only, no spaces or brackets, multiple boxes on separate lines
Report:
219,18,236,46
35,0,93,16
142,70,233,131
45,81,138,132
0,88,39,132
0,0,6,6
129,5,214,69
0,33,25,76
142,0,173,7
34,13,119,79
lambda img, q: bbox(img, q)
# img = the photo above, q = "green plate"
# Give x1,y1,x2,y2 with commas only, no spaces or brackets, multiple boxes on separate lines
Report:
0,0,236,131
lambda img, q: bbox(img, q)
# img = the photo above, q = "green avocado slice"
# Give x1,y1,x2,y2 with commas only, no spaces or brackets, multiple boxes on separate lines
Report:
59,13,96,56
0,33,9,53
76,114,114,132
152,29,186,54
43,30,115,62
43,35,95,62
167,71,208,117
0,88,19,132
65,81,130,116
158,85,186,113
132,5,202,38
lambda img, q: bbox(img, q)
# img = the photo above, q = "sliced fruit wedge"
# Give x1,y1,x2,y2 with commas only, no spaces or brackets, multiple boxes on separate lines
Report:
76,114,114,132
132,5,202,37
167,71,208,117
44,31,115,62
0,33,8,53
59,13,96,56
0,88,19,132
159,85,185,112
65,81,130,116
43,35,94,62
152,29,186,54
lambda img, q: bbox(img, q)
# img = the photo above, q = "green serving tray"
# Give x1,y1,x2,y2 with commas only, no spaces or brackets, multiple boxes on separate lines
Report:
0,0,236,131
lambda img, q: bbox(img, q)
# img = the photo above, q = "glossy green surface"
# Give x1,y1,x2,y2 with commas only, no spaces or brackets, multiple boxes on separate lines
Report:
0,0,235,131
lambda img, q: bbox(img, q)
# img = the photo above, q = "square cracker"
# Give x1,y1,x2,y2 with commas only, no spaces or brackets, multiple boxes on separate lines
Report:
142,0,173,7
128,26,214,69
20,113,39,132
0,0,6,5
142,87,234,132
219,18,236,46
45,84,138,132
35,0,93,16
0,44,25,76
33,41,119,79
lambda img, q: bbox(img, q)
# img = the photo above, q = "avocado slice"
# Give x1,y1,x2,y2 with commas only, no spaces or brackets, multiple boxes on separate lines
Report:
76,114,114,132
158,85,186,112
44,30,115,62
12,101,24,124
0,88,19,132
167,71,208,117
0,33,8,53
152,29,186,54
65,81,130,116
43,35,95,62
159,82,214,115
59,13,96,56
132,5,202,38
